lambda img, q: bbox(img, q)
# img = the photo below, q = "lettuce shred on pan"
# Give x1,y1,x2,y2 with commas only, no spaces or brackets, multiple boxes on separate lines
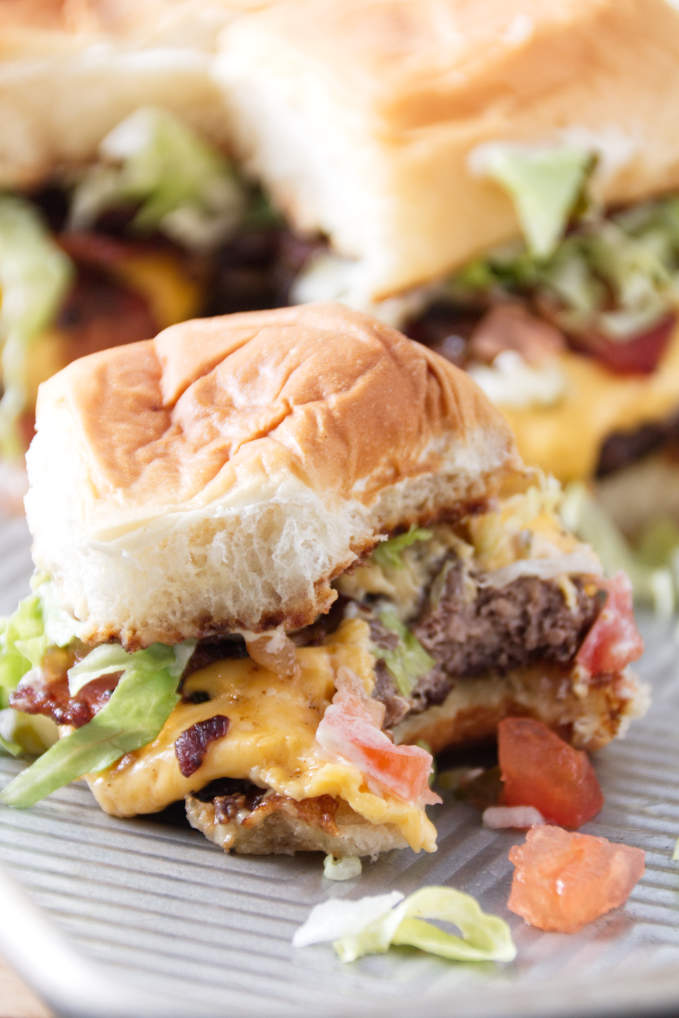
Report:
293,886,516,964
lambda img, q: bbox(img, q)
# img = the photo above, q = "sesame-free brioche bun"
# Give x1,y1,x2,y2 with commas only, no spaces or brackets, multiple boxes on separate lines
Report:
25,303,523,648
217,0,679,298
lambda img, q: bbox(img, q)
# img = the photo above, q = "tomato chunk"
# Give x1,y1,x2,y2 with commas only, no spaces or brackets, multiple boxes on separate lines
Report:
577,572,644,676
316,667,440,806
568,312,676,375
508,825,645,933
498,717,603,828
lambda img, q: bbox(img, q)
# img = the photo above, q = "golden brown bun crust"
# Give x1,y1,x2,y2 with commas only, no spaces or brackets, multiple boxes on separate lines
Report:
394,664,649,753
26,303,522,645
67,303,511,508
219,0,679,296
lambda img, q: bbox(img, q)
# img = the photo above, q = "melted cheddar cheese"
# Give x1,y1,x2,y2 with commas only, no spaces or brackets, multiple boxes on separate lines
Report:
87,619,436,854
110,250,203,328
501,326,679,483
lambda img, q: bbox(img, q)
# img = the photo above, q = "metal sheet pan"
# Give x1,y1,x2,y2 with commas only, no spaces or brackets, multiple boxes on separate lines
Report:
1,516,679,1018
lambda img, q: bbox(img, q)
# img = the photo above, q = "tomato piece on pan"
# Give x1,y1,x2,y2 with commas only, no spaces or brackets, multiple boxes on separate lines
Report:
498,717,603,828
508,825,645,933
577,572,644,676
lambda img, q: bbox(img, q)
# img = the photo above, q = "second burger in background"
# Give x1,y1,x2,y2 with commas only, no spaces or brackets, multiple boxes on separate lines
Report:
215,0,679,606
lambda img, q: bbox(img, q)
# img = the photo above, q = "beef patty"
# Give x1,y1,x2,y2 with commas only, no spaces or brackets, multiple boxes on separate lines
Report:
366,559,601,719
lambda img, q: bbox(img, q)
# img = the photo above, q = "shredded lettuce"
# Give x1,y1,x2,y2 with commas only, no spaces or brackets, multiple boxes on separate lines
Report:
0,640,194,808
0,593,73,757
560,483,679,615
372,526,433,571
70,107,245,250
0,595,50,709
0,197,73,458
323,855,362,881
448,193,679,345
0,709,56,757
0,728,21,757
373,607,435,697
293,887,516,965
469,143,593,258
67,641,194,696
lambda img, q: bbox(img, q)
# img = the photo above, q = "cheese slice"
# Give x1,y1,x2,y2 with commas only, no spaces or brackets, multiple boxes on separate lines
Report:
87,619,437,854
110,250,204,328
501,326,679,483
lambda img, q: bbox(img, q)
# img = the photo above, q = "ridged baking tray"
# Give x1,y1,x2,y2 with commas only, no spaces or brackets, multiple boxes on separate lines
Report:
1,514,679,1018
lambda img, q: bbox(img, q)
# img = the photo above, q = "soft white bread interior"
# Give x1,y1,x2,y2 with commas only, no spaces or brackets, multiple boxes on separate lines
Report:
0,0,264,188
217,0,679,298
25,303,523,647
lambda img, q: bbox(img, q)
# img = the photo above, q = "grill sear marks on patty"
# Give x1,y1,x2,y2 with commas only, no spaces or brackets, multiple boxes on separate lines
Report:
175,715,230,777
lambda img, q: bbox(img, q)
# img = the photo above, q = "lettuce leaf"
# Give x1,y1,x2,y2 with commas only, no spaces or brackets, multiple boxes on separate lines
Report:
447,193,679,345
470,143,593,258
67,641,194,696
0,593,72,757
0,640,194,807
373,607,435,697
0,197,73,458
372,526,432,571
70,107,245,249
0,709,56,757
0,596,50,709
293,886,516,965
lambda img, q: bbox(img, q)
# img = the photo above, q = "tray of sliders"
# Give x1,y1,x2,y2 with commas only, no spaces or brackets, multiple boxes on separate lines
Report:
3,0,679,1016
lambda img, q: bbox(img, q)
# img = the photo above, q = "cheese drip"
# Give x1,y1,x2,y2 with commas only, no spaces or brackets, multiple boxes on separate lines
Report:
87,619,436,854
500,326,679,483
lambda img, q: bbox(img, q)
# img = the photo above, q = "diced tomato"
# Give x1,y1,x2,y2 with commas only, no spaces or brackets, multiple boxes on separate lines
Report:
568,313,675,375
498,717,603,828
316,667,440,807
577,572,644,676
508,825,645,933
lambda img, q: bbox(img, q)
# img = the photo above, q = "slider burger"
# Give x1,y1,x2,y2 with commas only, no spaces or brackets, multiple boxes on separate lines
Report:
213,0,679,592
0,304,645,857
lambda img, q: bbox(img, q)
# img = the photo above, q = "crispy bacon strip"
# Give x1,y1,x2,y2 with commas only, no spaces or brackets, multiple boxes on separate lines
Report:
175,715,230,777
